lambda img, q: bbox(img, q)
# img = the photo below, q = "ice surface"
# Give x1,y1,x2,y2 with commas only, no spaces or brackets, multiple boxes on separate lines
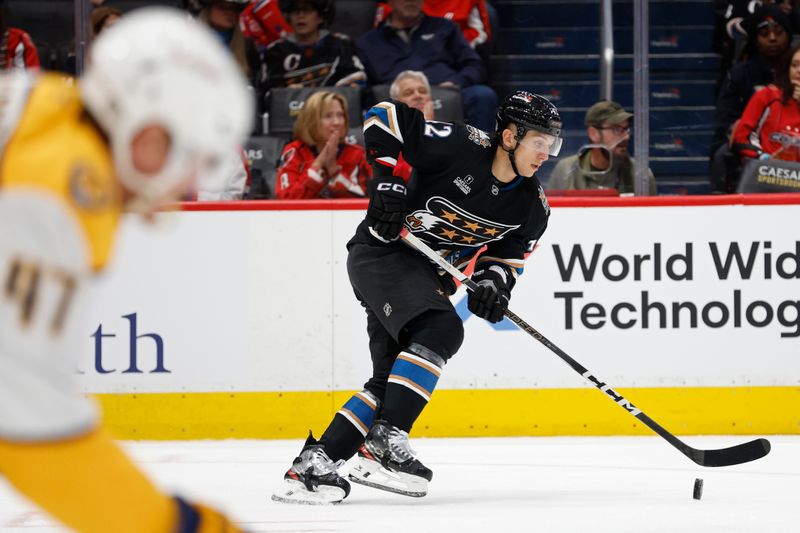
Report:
0,436,796,532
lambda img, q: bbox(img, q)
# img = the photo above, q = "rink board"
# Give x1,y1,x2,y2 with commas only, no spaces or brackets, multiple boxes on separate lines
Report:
79,196,800,439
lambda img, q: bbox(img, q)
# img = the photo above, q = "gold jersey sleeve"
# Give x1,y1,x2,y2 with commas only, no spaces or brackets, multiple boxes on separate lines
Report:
0,73,122,272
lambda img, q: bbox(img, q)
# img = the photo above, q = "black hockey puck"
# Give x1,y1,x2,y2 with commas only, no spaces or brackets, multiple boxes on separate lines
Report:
693,478,703,500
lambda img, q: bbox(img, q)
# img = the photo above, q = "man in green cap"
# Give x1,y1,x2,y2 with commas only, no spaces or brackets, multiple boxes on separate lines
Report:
547,100,656,194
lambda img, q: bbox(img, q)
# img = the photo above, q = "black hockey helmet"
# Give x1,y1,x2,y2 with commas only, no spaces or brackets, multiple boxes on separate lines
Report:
496,91,562,157
279,0,335,26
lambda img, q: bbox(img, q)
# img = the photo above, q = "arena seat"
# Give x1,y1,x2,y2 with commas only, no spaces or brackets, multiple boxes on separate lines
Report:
266,86,362,136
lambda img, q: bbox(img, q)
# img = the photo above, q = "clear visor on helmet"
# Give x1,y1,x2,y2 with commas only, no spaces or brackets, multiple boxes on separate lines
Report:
517,131,563,157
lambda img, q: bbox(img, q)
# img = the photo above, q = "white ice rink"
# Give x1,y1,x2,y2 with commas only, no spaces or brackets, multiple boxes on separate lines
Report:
0,435,796,533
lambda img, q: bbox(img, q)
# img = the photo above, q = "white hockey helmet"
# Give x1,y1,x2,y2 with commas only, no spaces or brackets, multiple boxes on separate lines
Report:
80,7,253,208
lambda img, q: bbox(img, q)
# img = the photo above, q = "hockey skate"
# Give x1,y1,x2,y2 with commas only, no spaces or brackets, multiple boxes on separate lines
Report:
271,432,351,505
348,419,433,497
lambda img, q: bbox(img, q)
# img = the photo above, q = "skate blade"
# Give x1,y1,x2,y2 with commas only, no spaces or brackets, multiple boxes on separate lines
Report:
348,457,428,497
270,479,345,505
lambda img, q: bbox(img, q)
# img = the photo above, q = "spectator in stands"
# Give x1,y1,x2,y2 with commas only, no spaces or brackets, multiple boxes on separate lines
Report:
240,0,292,49
385,70,435,181
712,4,792,157
263,0,366,89
61,6,122,76
182,0,204,16
356,0,497,131
391,70,434,119
548,101,656,195
196,149,252,200
732,44,800,161
723,1,800,45
0,2,39,70
197,0,261,84
275,90,371,198
90,7,121,40
374,0,492,50
710,4,793,191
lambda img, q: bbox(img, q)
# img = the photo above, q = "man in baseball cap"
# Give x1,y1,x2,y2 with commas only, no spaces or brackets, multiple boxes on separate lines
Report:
547,100,656,194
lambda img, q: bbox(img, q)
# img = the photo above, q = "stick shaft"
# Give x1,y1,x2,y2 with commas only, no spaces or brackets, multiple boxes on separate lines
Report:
400,228,770,467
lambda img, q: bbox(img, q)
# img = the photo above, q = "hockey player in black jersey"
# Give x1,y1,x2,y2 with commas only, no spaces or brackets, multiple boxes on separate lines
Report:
272,91,562,505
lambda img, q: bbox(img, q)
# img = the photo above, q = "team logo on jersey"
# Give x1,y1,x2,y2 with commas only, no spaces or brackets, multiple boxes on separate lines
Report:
68,163,114,211
278,147,296,168
465,125,491,148
491,184,499,196
405,196,519,246
383,303,392,317
453,174,473,194
538,185,550,215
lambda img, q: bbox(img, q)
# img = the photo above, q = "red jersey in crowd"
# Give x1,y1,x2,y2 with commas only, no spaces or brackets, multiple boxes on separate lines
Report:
732,85,800,159
374,0,491,47
275,139,372,199
240,0,291,47
2,28,39,70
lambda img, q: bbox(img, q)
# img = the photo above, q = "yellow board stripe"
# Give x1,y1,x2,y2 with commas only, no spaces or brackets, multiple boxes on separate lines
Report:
93,387,800,440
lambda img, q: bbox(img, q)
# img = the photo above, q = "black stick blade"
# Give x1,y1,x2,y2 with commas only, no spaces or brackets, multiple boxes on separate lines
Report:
691,438,771,467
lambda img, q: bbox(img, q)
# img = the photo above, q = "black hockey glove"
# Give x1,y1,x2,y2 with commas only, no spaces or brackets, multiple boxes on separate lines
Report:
438,271,457,296
467,269,510,323
366,177,407,241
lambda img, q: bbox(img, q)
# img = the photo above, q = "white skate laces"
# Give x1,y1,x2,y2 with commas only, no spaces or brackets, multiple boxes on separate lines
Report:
273,444,351,505
349,422,432,497
385,426,416,463
294,445,344,476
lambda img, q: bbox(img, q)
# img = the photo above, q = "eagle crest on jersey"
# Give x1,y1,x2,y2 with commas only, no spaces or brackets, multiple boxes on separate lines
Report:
364,102,404,143
404,196,519,246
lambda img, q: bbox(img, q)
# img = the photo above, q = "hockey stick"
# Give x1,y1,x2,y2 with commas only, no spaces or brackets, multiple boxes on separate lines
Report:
400,228,771,467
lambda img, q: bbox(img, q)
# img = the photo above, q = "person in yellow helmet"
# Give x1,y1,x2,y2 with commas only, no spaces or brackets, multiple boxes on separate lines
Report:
0,7,252,533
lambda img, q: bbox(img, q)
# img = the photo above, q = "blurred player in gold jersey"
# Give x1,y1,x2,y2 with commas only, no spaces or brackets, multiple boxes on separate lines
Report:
0,8,252,533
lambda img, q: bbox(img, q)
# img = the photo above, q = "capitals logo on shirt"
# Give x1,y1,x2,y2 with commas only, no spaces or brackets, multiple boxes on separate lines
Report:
405,196,519,246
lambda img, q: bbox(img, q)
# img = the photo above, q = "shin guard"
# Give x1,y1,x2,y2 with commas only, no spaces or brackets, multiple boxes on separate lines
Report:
320,390,378,462
382,343,444,432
